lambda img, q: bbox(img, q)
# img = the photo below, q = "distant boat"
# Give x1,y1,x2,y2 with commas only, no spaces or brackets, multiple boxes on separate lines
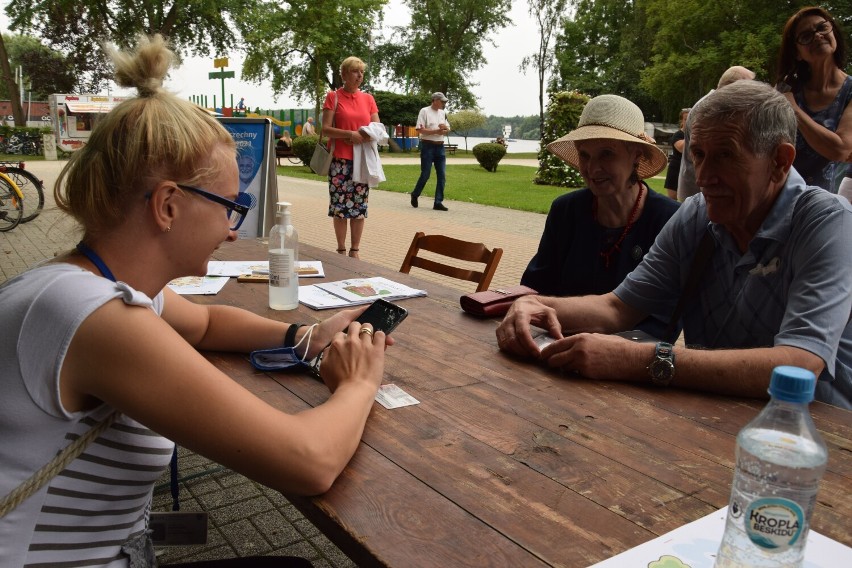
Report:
502,124,512,139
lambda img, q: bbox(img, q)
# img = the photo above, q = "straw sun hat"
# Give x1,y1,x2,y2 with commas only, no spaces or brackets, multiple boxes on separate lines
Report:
547,94,668,179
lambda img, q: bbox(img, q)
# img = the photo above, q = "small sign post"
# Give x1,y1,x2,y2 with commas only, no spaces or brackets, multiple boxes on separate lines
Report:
209,58,235,113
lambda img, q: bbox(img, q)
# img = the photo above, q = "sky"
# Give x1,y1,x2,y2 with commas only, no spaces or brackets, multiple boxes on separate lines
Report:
112,0,543,118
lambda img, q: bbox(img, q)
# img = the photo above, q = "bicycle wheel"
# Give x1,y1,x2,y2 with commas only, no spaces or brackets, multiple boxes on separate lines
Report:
3,166,44,222
0,177,23,231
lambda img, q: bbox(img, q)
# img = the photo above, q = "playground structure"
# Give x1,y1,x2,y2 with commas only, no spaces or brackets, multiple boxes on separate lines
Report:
188,95,315,139
187,57,317,139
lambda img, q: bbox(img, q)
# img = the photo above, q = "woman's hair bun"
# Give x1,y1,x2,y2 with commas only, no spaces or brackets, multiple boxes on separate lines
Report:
109,34,175,97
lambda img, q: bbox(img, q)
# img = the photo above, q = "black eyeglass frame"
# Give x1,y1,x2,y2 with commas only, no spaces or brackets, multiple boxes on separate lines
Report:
796,20,833,45
176,183,253,231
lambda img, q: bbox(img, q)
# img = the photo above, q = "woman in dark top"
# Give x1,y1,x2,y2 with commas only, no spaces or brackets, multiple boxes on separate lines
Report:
777,6,852,193
523,94,680,338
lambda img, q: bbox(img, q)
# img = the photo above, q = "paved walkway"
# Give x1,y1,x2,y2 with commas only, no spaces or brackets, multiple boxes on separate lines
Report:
0,158,547,565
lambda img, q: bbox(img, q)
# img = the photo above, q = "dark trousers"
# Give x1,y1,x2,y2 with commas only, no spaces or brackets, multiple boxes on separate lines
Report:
411,142,447,205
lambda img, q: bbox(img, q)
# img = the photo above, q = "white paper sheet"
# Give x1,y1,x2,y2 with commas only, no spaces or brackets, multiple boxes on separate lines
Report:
589,506,851,568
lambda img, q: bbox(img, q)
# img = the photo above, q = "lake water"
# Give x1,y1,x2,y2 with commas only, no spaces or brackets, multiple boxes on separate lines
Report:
445,136,542,154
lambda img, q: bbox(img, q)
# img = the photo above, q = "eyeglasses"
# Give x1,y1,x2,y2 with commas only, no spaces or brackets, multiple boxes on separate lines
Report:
177,184,254,231
797,20,833,45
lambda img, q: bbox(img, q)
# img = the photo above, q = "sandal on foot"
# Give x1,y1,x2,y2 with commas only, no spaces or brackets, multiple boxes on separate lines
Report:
336,248,346,254
348,248,360,259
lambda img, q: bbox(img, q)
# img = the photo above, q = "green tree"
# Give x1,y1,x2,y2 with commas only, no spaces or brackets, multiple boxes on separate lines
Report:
552,0,656,118
7,0,251,92
640,0,795,118
374,0,511,108
239,0,386,123
448,108,487,151
636,0,849,119
521,0,568,139
0,34,24,125
372,91,425,129
0,34,76,101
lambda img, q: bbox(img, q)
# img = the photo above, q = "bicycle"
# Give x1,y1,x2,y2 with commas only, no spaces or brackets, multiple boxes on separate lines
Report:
0,162,44,223
0,171,24,231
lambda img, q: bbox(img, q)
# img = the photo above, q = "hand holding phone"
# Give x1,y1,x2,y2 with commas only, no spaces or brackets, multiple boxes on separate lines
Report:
310,299,407,378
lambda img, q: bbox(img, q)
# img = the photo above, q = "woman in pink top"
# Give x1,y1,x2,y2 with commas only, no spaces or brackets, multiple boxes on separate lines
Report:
321,56,381,259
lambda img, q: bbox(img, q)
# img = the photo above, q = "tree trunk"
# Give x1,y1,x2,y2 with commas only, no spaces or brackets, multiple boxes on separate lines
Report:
0,34,25,126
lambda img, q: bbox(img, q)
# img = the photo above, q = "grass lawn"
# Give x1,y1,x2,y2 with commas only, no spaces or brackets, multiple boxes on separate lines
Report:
9,151,669,215
0,154,45,163
277,160,669,215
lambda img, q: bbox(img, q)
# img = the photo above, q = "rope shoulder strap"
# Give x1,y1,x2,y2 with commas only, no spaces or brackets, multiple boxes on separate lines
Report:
0,411,119,518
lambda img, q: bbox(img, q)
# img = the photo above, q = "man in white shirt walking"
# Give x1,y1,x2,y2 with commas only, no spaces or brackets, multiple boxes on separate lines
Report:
411,92,451,211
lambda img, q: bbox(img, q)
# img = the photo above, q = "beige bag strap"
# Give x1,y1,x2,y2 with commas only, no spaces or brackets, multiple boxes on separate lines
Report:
0,411,119,518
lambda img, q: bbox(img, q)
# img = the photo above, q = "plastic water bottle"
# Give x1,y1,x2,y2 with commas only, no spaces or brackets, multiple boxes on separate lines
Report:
268,201,299,310
714,366,828,567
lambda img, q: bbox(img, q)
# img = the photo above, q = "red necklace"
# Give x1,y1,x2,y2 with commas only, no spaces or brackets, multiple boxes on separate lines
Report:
593,183,645,269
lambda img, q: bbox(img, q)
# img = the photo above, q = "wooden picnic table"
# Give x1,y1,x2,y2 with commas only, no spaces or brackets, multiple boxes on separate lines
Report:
196,238,852,567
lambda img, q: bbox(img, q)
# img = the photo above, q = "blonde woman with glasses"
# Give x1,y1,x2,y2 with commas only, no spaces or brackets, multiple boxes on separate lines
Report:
0,35,392,567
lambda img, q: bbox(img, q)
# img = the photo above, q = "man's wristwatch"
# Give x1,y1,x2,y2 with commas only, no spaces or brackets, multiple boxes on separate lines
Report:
649,342,675,387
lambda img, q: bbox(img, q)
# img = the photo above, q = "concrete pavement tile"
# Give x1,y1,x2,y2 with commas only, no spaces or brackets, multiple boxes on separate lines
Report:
219,518,274,557
251,509,305,547
211,495,275,526
195,478,265,510
292,517,322,539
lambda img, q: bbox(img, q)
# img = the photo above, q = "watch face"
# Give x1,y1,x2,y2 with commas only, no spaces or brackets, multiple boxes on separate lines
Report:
650,359,675,385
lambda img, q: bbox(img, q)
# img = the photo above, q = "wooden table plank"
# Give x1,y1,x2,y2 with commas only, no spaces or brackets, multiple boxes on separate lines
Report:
195,239,852,566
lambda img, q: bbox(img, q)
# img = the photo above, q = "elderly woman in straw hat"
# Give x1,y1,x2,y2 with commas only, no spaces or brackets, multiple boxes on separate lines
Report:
521,94,679,337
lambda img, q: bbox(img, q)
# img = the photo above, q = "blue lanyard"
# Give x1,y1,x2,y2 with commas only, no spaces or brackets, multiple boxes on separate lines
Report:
76,241,117,282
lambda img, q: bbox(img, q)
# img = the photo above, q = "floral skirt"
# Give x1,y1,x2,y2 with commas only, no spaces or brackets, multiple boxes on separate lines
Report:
328,158,368,218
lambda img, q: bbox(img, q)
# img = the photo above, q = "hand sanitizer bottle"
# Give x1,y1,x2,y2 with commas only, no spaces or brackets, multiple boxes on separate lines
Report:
268,201,299,310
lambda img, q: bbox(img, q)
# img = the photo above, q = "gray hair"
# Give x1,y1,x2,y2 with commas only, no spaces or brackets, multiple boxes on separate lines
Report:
688,80,796,156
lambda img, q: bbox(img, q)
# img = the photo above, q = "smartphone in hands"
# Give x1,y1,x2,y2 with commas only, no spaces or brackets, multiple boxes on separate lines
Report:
310,299,408,378
351,298,408,334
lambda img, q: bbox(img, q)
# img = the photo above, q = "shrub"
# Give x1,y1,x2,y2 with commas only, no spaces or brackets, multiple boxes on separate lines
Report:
472,142,507,172
535,90,589,187
291,134,319,166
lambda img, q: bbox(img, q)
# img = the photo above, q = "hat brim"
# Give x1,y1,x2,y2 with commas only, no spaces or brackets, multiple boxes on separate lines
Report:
546,125,668,179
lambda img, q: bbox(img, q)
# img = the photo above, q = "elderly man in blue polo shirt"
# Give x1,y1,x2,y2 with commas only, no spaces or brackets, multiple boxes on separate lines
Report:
497,80,852,409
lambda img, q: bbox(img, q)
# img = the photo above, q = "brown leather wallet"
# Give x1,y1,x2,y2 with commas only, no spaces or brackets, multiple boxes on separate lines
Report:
459,285,538,318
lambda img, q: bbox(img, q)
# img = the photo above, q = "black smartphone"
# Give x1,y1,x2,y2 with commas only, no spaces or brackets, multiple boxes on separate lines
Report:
351,298,408,334
612,329,659,344
310,299,408,378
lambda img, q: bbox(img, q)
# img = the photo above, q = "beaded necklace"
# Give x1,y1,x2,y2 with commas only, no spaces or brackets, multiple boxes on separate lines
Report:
593,182,645,269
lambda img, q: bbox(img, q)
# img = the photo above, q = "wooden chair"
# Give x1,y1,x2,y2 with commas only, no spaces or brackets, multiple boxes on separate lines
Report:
399,232,503,292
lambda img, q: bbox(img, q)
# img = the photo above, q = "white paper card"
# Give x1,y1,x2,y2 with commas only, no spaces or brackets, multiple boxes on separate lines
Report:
167,276,230,295
588,506,851,568
207,260,324,278
375,384,420,409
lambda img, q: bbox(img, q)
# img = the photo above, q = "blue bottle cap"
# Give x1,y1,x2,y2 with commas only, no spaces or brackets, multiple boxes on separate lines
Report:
769,366,816,403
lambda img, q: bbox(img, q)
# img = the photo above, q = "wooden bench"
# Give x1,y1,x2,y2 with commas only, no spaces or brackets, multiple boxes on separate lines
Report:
445,143,458,155
275,145,299,166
